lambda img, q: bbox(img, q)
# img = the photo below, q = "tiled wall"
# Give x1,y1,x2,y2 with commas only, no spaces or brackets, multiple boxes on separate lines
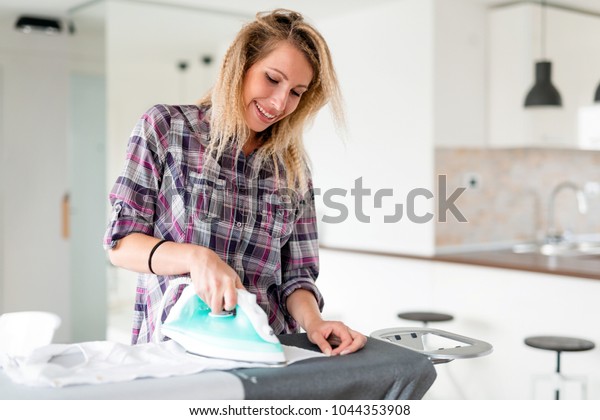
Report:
435,147,600,249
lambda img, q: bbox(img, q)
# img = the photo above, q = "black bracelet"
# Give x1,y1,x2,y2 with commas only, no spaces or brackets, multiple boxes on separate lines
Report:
148,239,168,275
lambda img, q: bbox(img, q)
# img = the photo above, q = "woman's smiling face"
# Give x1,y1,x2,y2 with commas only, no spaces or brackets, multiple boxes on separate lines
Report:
242,41,314,136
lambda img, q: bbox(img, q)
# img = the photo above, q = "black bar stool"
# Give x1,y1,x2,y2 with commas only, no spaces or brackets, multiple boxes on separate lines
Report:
397,311,454,327
524,335,595,399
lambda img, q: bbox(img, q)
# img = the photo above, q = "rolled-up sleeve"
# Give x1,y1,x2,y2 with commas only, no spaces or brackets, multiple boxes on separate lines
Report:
103,106,169,250
279,185,324,321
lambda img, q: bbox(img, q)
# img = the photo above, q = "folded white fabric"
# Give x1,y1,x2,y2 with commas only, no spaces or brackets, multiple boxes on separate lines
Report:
0,340,323,388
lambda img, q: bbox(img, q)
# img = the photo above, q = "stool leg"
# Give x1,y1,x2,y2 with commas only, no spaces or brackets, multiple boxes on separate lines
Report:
555,351,561,400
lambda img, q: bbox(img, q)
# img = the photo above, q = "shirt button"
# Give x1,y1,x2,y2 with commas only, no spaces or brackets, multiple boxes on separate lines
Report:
236,222,242,228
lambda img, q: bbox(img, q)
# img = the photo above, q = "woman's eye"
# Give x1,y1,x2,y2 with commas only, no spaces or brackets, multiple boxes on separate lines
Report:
266,74,278,84
291,90,301,97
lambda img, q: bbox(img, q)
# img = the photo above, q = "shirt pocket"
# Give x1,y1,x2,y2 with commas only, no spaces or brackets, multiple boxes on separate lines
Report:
260,192,296,239
186,170,227,222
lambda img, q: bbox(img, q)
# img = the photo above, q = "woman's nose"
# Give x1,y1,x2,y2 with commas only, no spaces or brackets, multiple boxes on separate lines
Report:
269,88,288,113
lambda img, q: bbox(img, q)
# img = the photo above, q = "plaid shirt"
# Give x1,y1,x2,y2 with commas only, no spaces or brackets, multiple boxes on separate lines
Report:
104,104,323,344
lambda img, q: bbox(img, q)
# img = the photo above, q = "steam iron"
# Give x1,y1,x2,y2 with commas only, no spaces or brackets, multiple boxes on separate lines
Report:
155,278,286,365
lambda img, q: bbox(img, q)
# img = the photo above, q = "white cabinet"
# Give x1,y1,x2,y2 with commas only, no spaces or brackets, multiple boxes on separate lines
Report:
318,249,600,399
488,3,600,148
430,261,600,399
578,105,600,149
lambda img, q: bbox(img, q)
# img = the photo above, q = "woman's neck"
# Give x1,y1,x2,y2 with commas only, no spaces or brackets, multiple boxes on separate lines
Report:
242,134,261,156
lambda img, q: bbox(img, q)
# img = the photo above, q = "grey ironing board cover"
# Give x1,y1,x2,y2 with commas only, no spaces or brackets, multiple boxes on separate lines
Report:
233,333,436,400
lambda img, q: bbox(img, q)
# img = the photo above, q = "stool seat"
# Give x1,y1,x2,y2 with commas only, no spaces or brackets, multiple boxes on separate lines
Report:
525,336,595,353
524,335,595,399
398,311,454,323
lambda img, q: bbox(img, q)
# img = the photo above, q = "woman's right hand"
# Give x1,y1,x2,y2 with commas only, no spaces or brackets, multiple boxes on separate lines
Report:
188,247,245,314
108,233,244,314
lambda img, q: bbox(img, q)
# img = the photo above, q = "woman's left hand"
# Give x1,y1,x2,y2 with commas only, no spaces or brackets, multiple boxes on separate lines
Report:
304,319,367,356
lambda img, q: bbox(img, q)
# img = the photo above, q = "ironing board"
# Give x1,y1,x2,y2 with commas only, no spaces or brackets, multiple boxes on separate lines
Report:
370,327,494,364
234,334,436,399
0,334,436,400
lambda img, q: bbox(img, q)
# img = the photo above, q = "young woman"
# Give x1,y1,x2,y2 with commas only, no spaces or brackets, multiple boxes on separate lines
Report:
104,9,366,356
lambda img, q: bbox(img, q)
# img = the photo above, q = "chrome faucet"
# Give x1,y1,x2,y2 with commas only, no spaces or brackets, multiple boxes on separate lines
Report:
546,181,588,243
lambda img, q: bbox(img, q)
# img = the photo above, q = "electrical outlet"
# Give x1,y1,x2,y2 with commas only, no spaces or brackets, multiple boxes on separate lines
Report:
462,172,482,190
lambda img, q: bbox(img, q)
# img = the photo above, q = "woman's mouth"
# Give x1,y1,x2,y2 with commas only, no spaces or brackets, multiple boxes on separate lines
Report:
254,101,277,121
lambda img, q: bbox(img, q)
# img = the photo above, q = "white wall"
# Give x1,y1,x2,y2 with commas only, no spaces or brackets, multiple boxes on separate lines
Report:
434,0,486,147
0,13,71,342
305,0,489,255
0,8,106,342
305,0,436,256
69,73,107,342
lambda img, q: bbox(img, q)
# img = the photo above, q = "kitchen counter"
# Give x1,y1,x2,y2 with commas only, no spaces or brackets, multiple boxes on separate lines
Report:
433,249,600,281
432,249,600,280
320,245,600,281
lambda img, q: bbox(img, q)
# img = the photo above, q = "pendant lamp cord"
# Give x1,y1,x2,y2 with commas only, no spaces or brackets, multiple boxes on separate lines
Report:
541,0,546,59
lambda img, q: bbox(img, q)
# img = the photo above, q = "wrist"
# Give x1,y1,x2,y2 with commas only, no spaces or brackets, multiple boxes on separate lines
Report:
301,312,323,332
186,244,210,271
287,289,322,331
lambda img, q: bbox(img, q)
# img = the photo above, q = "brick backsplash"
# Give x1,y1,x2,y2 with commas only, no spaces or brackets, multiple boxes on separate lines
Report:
435,147,600,249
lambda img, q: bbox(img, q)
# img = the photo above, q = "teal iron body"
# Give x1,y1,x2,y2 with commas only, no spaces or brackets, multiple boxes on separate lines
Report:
155,279,286,365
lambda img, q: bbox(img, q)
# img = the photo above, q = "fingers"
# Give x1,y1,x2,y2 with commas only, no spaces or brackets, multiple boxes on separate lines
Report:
335,328,367,356
222,282,238,311
190,254,243,313
308,329,334,356
202,275,239,313
307,321,367,356
329,329,355,356
330,323,367,356
209,293,225,314
234,277,246,290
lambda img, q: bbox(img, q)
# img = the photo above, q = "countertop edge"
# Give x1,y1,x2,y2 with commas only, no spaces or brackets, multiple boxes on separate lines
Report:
319,245,600,281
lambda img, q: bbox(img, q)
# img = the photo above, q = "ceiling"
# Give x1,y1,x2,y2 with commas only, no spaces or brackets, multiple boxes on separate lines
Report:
2,0,600,20
0,0,395,19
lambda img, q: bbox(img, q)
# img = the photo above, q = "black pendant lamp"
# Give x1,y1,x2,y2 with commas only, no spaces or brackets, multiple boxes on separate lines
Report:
524,0,562,107
15,16,62,34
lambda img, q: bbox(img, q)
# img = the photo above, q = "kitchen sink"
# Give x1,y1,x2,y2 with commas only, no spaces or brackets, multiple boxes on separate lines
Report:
512,240,600,257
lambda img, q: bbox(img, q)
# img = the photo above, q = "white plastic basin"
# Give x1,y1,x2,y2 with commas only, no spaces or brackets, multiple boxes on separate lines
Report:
0,311,61,357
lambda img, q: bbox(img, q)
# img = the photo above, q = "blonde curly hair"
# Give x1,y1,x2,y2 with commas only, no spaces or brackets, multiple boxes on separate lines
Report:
199,9,344,192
